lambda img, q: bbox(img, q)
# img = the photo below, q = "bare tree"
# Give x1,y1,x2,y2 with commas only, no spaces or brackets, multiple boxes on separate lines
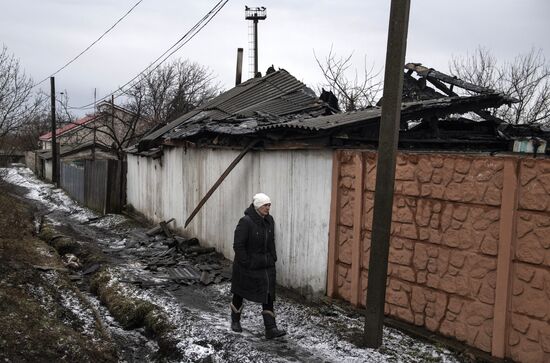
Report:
123,59,220,123
0,45,45,148
12,111,50,151
450,47,550,125
54,99,150,160
314,47,382,111
94,101,149,159
54,91,77,126
9,90,78,151
38,84,158,160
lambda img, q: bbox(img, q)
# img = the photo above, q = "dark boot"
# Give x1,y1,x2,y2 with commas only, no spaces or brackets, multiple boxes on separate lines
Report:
262,310,286,339
230,303,243,332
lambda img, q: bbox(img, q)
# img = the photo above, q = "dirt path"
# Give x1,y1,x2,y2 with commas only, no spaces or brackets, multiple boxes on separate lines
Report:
2,167,470,363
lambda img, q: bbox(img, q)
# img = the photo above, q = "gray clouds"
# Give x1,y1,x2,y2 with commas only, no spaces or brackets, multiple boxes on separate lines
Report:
0,0,548,115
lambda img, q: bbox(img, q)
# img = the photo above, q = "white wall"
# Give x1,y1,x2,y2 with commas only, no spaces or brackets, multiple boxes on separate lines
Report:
127,147,333,297
44,159,52,181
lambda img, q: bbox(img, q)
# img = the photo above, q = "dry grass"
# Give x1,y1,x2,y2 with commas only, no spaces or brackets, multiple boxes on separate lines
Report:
0,189,118,362
91,269,180,357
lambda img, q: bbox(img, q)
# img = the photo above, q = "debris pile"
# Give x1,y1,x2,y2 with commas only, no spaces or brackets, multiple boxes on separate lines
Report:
118,219,232,288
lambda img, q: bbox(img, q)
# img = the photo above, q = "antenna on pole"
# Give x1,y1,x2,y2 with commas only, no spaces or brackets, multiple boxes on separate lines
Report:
245,6,266,79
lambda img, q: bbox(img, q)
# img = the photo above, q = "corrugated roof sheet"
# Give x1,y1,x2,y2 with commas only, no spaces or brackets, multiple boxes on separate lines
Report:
139,69,326,144
259,94,513,131
133,66,519,152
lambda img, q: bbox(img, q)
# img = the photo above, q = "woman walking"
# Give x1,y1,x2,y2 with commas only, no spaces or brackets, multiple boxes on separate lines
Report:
230,193,286,339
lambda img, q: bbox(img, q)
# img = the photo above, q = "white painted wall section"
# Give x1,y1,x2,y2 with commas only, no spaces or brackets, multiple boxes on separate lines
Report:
44,160,52,181
126,147,333,296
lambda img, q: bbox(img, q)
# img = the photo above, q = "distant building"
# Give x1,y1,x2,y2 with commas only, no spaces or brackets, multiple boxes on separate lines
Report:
38,101,149,154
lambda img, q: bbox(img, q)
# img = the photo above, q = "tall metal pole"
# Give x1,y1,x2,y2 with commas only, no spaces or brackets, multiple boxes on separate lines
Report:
245,7,266,79
364,0,411,348
50,77,58,185
253,19,259,76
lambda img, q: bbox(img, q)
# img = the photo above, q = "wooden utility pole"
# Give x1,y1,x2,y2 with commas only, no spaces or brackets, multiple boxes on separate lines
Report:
364,0,411,348
50,77,58,185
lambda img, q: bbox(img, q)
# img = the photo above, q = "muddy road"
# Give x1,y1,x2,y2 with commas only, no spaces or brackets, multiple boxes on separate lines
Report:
3,167,469,363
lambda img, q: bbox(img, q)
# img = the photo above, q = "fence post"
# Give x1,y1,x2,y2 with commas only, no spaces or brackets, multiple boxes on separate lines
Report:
103,160,111,215
351,152,365,306
327,150,342,297
492,157,519,357
84,160,91,208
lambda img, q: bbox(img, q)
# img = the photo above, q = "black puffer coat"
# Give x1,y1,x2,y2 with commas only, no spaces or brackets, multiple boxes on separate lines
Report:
231,204,277,304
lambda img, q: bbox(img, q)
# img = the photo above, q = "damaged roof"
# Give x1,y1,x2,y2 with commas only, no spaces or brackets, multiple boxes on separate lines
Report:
133,63,535,153
138,69,329,149
259,93,512,132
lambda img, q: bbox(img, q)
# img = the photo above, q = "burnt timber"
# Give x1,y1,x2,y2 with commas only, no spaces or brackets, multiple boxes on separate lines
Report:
129,64,548,156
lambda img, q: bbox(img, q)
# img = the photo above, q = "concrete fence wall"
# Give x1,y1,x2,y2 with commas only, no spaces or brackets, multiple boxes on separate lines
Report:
327,150,550,363
126,147,333,297
24,151,39,174
511,158,550,363
60,161,86,205
60,159,124,214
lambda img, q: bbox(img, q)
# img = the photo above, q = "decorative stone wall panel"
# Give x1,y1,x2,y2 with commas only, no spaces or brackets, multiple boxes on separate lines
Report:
365,153,504,206
516,211,550,267
332,150,550,361
508,263,550,363
519,159,550,212
362,193,500,254
335,151,358,300
337,263,351,302
337,226,353,265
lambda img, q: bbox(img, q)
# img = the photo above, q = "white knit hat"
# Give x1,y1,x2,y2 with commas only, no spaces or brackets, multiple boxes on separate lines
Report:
253,193,271,209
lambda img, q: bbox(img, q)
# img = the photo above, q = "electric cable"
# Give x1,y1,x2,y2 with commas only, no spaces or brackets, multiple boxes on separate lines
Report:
69,0,229,111
34,0,144,88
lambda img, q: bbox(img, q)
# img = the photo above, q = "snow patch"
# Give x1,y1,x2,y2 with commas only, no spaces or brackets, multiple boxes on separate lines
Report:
3,167,96,222
5,166,467,363
90,214,128,229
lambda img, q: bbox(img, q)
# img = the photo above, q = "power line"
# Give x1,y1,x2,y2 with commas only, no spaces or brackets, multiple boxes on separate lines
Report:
70,0,228,110
69,0,229,111
34,0,144,88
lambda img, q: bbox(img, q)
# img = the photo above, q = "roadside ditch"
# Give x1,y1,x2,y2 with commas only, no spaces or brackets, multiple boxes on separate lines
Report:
36,212,233,361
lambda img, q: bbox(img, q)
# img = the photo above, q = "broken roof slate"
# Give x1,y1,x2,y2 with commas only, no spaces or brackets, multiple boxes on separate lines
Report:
139,69,327,145
131,64,528,152
236,89,324,117
208,72,305,113
260,94,514,132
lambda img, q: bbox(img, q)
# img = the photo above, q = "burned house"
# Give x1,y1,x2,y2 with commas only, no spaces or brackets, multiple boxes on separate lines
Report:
128,69,335,295
127,66,550,362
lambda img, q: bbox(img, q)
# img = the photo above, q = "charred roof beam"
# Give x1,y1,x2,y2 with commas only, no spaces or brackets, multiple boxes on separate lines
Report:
405,63,519,125
423,74,507,125
405,63,494,94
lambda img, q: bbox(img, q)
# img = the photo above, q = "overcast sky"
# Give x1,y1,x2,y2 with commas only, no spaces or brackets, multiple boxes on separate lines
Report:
1,0,549,116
